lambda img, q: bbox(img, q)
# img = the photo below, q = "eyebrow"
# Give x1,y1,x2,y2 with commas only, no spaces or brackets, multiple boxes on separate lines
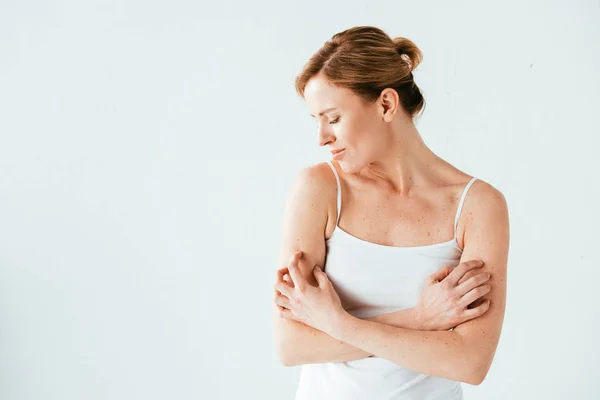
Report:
310,107,337,118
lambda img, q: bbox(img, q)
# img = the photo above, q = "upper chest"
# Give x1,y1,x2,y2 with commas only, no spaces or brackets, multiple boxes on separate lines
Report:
326,180,466,247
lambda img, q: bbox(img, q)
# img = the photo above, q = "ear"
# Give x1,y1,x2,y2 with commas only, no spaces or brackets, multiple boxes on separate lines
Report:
379,88,400,122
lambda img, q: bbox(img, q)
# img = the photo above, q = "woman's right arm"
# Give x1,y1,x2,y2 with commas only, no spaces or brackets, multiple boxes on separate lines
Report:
273,163,433,365
273,163,490,366
275,262,490,365
274,301,423,365
273,163,371,365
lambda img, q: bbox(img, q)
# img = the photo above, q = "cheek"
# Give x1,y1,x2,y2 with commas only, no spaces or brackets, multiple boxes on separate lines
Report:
338,119,365,142
344,126,370,147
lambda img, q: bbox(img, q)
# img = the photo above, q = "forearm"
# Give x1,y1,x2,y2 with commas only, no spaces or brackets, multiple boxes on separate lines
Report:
331,313,478,384
275,306,421,365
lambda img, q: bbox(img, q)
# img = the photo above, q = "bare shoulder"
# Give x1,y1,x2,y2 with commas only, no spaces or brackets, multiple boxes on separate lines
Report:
457,178,509,249
464,179,508,220
292,161,339,199
277,161,338,281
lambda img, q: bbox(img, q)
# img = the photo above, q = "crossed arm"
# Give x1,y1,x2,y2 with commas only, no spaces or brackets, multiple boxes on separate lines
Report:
273,165,509,385
273,304,421,365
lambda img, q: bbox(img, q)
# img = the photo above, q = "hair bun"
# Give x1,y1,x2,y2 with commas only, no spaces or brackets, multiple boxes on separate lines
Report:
295,26,426,120
393,37,422,72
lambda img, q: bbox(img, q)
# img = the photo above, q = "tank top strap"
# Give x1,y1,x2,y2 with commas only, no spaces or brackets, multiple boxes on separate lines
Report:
453,177,478,238
325,160,342,225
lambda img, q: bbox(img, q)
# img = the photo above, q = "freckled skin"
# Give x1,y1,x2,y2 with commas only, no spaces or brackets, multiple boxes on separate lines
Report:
278,71,508,384
306,73,476,246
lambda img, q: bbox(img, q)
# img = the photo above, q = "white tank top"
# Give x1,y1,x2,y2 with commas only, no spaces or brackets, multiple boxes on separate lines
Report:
294,160,478,400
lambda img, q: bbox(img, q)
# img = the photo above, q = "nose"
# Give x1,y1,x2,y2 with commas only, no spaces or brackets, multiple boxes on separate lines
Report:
317,124,333,147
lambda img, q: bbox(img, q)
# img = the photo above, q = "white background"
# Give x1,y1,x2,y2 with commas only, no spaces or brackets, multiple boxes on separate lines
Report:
1,0,599,399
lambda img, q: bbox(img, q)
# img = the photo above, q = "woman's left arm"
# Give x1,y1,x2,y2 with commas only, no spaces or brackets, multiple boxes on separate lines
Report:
329,184,509,385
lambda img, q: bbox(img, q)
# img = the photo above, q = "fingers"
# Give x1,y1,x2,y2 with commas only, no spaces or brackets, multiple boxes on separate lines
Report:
274,266,292,297
428,265,453,284
456,268,479,286
274,292,291,309
273,270,293,319
313,265,329,288
275,280,294,298
287,250,308,291
462,299,491,320
276,266,291,285
444,260,485,287
274,250,311,299
458,285,491,308
455,272,491,297
276,305,294,320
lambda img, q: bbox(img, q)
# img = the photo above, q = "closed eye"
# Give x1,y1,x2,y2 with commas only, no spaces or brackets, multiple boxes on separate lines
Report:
329,117,340,124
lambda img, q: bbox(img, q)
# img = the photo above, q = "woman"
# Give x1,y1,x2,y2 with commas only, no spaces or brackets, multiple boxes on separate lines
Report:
272,26,509,399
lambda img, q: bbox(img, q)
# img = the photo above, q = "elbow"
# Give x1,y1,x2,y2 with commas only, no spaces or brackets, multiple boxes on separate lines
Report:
275,342,300,367
466,360,492,386
450,347,490,385
450,368,482,386
273,309,312,367
275,342,293,366
274,323,300,367
466,373,484,386
279,355,298,367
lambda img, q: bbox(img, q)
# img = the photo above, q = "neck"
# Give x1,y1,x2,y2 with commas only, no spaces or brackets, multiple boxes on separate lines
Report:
360,119,442,195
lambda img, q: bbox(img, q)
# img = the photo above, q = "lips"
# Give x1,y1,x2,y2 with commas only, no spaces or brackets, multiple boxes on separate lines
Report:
331,149,345,159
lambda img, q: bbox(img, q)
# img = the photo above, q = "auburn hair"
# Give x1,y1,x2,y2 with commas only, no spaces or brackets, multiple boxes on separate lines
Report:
294,26,426,119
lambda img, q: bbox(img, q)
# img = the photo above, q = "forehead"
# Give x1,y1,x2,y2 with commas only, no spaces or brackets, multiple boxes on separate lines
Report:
304,74,356,116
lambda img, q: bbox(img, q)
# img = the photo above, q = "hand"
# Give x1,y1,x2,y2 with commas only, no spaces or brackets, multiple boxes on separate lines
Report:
273,250,347,335
414,260,492,331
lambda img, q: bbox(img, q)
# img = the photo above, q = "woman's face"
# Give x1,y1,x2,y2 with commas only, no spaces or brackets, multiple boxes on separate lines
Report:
304,74,386,173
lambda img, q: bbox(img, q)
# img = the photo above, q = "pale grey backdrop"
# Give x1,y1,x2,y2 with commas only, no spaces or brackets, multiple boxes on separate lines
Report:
1,0,599,399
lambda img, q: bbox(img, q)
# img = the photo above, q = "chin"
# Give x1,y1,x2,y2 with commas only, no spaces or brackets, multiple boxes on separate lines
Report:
337,159,360,174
